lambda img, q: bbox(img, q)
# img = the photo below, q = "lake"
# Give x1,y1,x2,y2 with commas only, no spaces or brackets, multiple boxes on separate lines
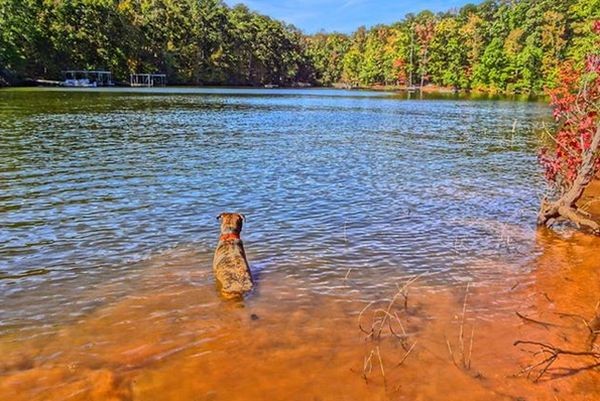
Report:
4,88,596,401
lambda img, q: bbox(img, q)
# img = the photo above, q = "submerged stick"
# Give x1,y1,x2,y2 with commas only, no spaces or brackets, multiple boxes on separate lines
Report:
376,346,385,378
515,311,560,329
376,274,422,338
396,342,417,367
514,340,600,382
445,283,476,371
445,335,458,367
458,282,470,368
363,349,374,383
358,301,376,337
467,325,475,370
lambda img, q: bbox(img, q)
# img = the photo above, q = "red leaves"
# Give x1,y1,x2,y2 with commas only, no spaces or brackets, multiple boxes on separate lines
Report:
392,59,408,84
539,20,600,189
415,20,436,45
586,54,600,73
392,59,405,69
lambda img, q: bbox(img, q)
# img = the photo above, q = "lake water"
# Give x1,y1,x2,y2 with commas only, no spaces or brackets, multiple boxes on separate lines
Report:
5,88,594,401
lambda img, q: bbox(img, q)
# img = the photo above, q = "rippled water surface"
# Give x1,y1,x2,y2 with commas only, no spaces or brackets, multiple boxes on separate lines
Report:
0,88,550,330
9,88,600,401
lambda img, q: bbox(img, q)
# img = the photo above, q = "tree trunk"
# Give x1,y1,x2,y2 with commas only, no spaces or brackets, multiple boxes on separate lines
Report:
538,123,600,234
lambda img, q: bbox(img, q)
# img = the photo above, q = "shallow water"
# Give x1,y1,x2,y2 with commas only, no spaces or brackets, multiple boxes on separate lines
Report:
3,88,597,400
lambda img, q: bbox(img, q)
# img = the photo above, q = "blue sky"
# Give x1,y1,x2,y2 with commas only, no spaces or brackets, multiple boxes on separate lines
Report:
224,0,480,33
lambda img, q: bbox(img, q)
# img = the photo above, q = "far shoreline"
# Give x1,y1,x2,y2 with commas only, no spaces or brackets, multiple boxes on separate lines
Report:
0,82,548,100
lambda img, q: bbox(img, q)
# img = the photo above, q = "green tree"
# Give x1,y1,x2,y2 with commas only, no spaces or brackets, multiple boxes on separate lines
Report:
429,18,468,89
473,37,508,91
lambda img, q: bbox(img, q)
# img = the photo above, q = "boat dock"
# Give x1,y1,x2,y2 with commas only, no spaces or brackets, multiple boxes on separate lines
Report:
62,70,113,87
130,73,167,87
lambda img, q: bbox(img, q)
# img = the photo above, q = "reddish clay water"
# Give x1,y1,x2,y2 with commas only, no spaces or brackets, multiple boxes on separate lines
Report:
1,229,598,401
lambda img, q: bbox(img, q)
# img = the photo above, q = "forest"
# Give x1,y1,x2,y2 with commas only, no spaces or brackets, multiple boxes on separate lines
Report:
0,0,598,92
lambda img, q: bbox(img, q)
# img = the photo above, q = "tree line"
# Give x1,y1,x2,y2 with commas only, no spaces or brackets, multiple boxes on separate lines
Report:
0,0,312,86
308,0,599,92
0,0,598,93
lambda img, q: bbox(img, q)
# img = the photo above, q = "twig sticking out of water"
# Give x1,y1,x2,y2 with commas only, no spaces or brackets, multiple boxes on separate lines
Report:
458,283,469,363
446,335,457,367
357,274,421,342
376,275,421,339
467,325,475,371
358,301,377,339
376,346,385,379
360,341,417,386
362,349,374,383
343,220,348,243
357,276,422,386
551,303,600,351
396,341,417,367
396,282,410,312
514,340,600,382
446,282,476,371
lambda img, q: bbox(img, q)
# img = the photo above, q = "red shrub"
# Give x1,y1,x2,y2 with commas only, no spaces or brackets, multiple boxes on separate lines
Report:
540,22,600,189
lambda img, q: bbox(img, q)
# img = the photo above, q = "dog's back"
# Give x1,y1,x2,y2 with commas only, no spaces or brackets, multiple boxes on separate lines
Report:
213,213,253,298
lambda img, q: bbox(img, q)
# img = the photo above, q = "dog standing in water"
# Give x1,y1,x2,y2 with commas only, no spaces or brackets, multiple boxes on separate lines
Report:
213,212,254,299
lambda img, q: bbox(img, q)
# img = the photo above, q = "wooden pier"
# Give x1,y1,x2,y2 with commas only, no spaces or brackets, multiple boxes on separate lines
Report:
62,70,113,87
130,73,167,87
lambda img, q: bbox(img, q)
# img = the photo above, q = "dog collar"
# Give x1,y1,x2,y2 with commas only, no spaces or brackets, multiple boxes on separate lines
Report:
220,233,240,241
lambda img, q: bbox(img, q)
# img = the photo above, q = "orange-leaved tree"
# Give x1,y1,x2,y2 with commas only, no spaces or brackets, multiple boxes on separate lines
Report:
538,21,600,234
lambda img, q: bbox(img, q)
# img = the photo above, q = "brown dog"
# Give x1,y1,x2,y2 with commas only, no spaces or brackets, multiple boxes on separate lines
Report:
212,212,254,299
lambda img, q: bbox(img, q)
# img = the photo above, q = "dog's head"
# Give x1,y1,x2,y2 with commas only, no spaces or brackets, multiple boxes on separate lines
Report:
216,212,245,234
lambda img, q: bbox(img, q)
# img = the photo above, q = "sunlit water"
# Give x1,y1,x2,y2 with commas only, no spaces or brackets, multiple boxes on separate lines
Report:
6,88,594,401
0,88,549,331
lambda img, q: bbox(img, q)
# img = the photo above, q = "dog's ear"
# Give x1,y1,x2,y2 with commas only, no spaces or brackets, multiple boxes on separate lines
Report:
239,213,246,221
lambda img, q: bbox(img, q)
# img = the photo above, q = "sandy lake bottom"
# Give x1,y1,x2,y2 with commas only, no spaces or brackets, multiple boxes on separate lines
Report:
1,229,599,401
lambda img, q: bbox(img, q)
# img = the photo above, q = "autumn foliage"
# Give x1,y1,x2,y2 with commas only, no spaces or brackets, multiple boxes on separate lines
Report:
537,20,600,233
539,21,600,192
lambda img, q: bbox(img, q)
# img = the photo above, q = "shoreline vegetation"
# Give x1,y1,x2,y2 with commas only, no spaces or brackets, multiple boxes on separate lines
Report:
1,0,598,95
0,82,548,97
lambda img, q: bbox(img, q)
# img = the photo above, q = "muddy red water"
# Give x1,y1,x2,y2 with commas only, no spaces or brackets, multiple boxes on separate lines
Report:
1,228,598,401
